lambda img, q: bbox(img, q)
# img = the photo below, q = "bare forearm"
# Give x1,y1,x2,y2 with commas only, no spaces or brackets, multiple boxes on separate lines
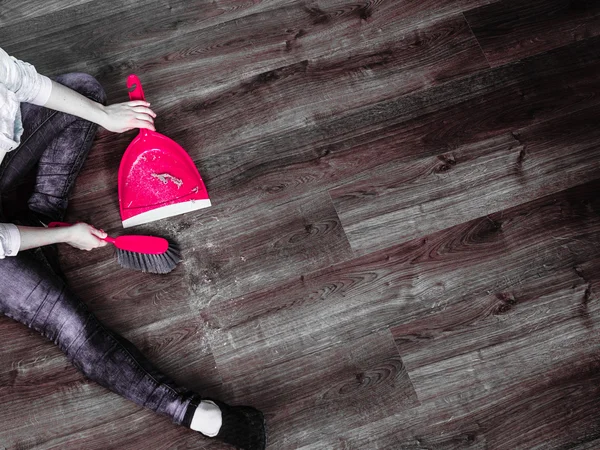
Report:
16,223,108,252
43,79,156,133
43,80,108,128
16,226,69,251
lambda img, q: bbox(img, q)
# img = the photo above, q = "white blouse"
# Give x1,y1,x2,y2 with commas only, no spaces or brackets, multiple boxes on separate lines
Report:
0,46,52,153
1,47,53,258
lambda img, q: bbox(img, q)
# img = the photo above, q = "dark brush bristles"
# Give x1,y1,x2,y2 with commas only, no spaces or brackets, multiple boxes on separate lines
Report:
115,241,182,274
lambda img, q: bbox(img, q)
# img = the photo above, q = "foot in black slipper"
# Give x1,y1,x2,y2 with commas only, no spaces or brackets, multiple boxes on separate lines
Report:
215,400,266,450
188,398,266,450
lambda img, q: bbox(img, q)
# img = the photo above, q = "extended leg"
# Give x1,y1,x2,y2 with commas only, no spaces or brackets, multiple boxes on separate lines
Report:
0,251,198,424
0,72,265,449
0,252,266,449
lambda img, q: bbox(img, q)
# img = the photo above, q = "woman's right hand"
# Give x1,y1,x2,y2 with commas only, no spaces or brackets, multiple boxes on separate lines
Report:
63,223,108,251
100,101,156,133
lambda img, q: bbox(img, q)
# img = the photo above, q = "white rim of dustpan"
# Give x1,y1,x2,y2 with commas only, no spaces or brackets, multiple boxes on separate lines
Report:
122,199,212,228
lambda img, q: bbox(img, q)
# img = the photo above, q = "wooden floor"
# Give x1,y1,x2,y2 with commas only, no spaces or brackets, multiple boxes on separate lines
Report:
1,0,600,448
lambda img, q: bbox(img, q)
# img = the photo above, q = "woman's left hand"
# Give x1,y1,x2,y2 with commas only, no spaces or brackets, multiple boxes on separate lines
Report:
100,101,156,133
63,223,108,251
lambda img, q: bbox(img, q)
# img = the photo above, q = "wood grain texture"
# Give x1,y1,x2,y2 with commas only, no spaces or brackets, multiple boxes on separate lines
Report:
64,189,353,307
202,179,600,449
1,0,600,449
299,365,600,449
218,330,419,449
203,179,600,367
330,41,600,255
0,0,96,26
464,0,600,67
59,10,491,206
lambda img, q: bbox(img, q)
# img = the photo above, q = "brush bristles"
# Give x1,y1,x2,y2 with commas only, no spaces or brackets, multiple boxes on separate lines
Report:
115,242,182,274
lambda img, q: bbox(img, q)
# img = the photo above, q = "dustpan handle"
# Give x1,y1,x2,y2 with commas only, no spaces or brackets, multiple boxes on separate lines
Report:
127,74,146,102
127,74,150,135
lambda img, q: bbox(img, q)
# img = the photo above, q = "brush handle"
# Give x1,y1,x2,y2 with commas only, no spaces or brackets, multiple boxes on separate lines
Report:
48,222,168,255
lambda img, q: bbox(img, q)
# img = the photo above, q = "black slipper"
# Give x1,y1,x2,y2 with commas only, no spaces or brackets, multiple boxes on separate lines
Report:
206,399,266,450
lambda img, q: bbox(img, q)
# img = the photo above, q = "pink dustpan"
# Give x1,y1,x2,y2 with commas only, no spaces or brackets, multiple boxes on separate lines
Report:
118,74,211,228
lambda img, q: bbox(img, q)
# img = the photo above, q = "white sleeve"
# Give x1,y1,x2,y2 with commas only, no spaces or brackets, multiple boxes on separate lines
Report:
0,223,21,258
0,84,21,151
0,47,52,106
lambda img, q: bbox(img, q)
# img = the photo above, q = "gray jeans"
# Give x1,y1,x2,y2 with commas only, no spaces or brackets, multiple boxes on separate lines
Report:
0,73,200,428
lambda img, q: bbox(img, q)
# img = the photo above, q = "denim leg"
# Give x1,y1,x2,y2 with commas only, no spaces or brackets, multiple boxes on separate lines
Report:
0,251,199,425
0,73,105,222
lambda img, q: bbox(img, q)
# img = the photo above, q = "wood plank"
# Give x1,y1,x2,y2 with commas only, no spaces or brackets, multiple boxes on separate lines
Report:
330,82,600,255
202,179,600,379
218,330,418,449
571,438,600,450
298,365,600,449
0,318,81,392
576,257,600,303
31,421,224,450
0,0,493,85
0,378,137,448
293,263,600,449
121,315,223,396
156,12,489,159
0,0,96,26
0,0,298,49
391,265,599,371
464,0,600,67
405,314,600,449
58,253,194,333
399,281,599,403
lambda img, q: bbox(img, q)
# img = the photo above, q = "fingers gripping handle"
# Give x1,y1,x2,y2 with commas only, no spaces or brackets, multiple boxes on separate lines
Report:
127,74,150,135
127,74,146,102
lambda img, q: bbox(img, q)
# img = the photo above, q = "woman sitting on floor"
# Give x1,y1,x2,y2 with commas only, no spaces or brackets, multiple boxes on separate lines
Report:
0,46,266,450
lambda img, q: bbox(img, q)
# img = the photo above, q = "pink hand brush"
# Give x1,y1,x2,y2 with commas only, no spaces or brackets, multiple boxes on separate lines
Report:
48,222,181,274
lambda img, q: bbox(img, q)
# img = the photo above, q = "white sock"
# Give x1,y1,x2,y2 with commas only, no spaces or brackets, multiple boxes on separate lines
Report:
190,400,222,437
